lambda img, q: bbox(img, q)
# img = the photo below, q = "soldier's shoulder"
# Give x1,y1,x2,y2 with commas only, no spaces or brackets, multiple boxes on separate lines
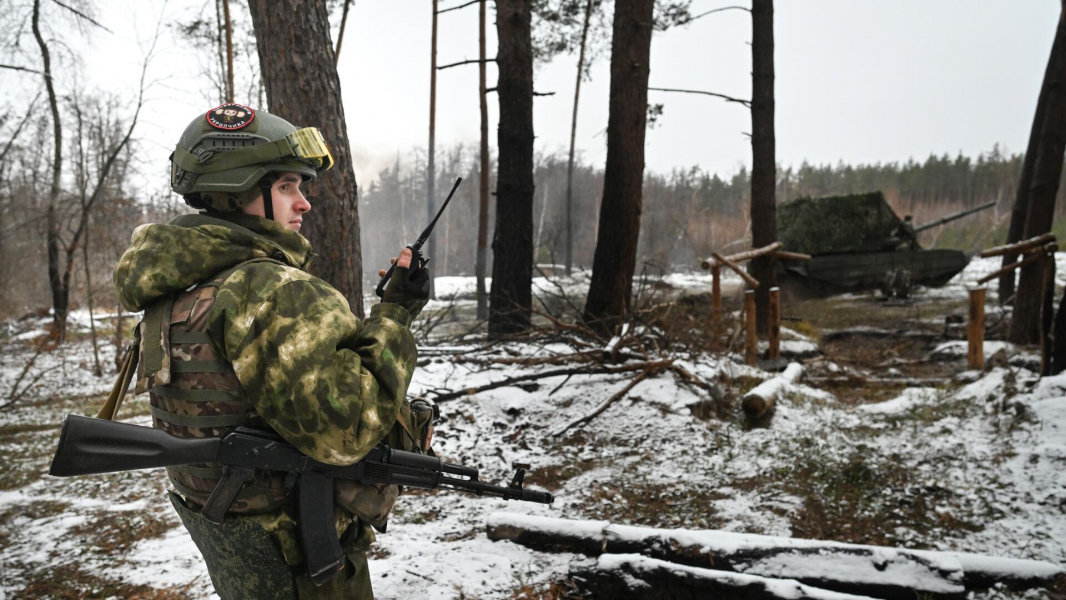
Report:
220,259,317,293
213,259,347,316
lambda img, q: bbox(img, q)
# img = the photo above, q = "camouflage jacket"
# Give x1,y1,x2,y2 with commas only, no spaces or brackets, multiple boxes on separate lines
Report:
114,211,418,467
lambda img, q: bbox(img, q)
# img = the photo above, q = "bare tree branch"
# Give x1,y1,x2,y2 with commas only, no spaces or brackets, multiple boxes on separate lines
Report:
0,63,47,76
438,57,496,70
533,91,555,96
50,0,114,33
649,86,751,107
334,0,353,64
0,92,42,165
438,0,479,14
681,5,750,25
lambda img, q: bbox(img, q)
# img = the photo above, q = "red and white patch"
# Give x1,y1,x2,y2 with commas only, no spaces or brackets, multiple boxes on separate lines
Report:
206,103,255,130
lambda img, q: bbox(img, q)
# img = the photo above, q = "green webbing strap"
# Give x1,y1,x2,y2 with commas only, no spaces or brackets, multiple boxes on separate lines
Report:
170,360,233,374
171,464,226,480
170,331,213,344
153,385,239,403
171,138,296,175
151,404,246,428
142,297,174,380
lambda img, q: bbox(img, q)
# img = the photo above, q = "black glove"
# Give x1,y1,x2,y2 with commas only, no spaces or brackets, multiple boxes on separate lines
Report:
381,262,431,319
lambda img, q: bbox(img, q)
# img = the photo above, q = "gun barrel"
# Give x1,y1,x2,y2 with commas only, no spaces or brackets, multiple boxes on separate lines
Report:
440,475,554,504
913,201,996,234
49,415,219,477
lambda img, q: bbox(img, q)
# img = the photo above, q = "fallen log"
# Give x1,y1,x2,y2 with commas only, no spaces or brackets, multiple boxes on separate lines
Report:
570,554,878,600
743,362,803,419
487,513,1063,598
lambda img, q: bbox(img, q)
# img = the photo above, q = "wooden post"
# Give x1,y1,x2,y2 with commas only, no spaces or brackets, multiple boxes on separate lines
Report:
768,286,781,359
745,290,757,366
711,265,721,321
968,286,986,370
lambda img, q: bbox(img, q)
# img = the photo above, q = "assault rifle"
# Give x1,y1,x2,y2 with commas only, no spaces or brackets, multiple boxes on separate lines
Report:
50,414,552,584
376,176,463,297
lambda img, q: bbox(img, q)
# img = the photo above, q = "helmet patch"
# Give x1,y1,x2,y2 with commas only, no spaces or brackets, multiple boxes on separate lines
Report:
206,103,255,130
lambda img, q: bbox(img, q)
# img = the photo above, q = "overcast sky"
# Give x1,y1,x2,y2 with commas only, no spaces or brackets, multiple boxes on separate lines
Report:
5,0,1060,194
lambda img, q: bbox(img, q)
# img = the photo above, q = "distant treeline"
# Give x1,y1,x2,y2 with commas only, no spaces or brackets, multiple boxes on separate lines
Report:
361,145,1059,280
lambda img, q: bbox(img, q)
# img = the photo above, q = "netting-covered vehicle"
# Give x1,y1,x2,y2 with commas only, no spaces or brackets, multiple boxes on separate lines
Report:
776,192,995,297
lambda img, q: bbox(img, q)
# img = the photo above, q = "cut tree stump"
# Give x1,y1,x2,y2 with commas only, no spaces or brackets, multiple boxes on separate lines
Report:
487,513,1064,599
570,554,879,600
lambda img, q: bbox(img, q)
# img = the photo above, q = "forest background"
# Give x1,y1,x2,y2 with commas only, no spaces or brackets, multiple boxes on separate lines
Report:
0,0,1062,322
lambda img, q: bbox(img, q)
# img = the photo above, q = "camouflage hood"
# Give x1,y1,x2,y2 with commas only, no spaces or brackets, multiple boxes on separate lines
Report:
114,212,314,312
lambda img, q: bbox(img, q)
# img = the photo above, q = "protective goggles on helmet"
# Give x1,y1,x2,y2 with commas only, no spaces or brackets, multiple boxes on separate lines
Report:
288,127,334,171
171,127,334,176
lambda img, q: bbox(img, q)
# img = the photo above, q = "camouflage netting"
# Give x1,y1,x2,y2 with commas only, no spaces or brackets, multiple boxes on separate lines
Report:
777,191,903,255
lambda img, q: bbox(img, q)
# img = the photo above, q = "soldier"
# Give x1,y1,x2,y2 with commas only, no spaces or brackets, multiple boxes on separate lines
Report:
112,104,432,599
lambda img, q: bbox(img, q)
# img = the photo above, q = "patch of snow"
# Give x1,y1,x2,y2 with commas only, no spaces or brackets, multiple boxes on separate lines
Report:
859,387,939,414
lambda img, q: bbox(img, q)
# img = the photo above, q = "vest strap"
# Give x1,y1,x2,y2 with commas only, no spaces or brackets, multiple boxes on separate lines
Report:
153,385,239,403
142,296,174,380
151,404,246,428
171,360,234,375
170,331,213,344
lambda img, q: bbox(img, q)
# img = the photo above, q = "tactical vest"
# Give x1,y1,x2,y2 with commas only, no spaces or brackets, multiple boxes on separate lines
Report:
103,255,433,531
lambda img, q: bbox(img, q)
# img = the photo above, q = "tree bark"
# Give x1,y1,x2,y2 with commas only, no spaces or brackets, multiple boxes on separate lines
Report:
582,0,655,335
248,0,364,317
750,0,777,335
477,0,490,319
999,16,1062,304
565,0,595,277
489,0,535,337
1009,6,1066,344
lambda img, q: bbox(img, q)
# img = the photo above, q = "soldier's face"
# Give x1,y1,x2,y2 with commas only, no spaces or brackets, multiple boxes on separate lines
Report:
242,172,311,232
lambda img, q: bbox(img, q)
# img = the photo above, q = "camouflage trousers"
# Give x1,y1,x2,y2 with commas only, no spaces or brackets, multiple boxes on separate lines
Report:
169,492,374,600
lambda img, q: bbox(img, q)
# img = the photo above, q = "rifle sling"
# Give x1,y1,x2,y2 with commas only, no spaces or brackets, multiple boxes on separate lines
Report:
96,328,141,421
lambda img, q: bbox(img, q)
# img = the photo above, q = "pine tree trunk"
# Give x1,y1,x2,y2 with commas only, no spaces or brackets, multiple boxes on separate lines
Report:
1009,6,1066,345
1000,6,1064,305
248,0,364,317
750,0,777,335
489,0,535,337
582,0,655,335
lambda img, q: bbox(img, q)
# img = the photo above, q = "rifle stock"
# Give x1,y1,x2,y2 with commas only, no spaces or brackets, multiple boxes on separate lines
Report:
49,415,220,477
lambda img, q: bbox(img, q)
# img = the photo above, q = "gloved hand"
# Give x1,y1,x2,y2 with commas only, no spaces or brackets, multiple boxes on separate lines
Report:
379,248,430,319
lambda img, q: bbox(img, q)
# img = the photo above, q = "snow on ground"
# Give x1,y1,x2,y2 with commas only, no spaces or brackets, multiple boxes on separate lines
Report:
924,252,1066,301
2,266,1065,598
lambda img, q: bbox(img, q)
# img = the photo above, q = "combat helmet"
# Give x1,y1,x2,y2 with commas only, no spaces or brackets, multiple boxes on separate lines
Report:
170,103,333,220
